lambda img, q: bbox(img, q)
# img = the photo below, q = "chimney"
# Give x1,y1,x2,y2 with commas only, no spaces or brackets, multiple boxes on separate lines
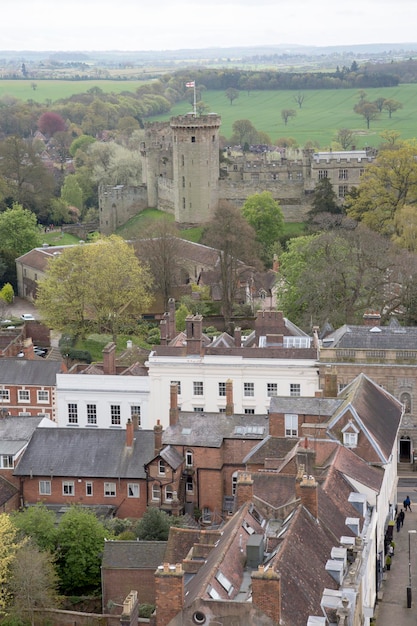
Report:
185,315,203,355
252,565,281,624
225,379,234,416
154,420,163,455
126,419,134,448
269,411,286,438
160,317,168,345
168,298,176,340
235,471,253,508
155,563,184,626
120,591,139,626
300,474,319,519
295,464,305,500
169,382,179,426
22,337,35,360
131,412,140,431
324,368,338,397
103,342,116,375
363,310,381,326
234,327,242,348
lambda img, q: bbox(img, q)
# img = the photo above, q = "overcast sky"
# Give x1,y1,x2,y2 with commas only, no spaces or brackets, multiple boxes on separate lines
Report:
2,0,417,52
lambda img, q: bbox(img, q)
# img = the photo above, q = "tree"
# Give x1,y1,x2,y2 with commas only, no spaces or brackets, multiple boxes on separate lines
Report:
293,93,305,109
0,283,14,304
307,177,341,223
60,174,84,212
231,119,258,146
0,514,19,612
281,109,296,126
383,98,403,118
36,235,153,339
0,203,41,257
345,139,417,237
37,111,66,137
55,506,109,595
175,302,191,332
7,541,61,626
135,508,182,541
374,97,386,113
225,88,239,105
69,134,96,158
12,503,57,553
89,141,142,187
241,191,284,266
353,101,379,129
202,201,259,323
335,128,355,150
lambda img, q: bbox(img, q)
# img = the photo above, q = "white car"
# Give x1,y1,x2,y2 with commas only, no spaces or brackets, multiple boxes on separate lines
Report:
20,313,35,321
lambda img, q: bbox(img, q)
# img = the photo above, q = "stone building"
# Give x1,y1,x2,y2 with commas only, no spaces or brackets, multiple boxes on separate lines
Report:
99,114,375,233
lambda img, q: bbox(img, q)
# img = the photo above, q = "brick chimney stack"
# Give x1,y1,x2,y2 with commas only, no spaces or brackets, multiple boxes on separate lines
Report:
185,315,203,355
300,474,319,519
154,420,163,455
168,298,176,340
234,327,242,348
22,337,35,360
363,310,381,326
324,368,338,398
225,379,234,416
169,382,179,426
252,565,281,624
269,410,286,438
235,471,253,508
126,419,134,448
155,563,184,626
103,342,116,375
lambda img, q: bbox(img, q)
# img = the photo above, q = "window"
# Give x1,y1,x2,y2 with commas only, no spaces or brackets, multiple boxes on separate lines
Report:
343,432,358,447
244,382,254,397
218,382,226,397
193,407,204,412
186,450,193,467
191,136,196,143
62,481,74,496
128,483,140,498
152,484,160,501
215,571,233,594
232,471,238,496
87,404,97,425
0,389,9,402
37,390,49,403
193,381,204,396
68,403,78,424
219,408,226,413
18,389,30,402
290,383,301,397
158,459,166,475
165,485,173,501
1,455,13,469
339,168,348,179
171,381,181,395
244,408,255,414
338,185,348,198
39,480,51,495
285,414,298,437
130,405,141,425
104,482,116,497
267,383,278,397
86,482,93,496
111,405,121,426
186,476,193,493
318,169,328,179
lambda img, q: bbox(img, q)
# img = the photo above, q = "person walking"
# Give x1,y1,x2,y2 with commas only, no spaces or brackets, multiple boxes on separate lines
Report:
404,496,412,512
396,515,401,532
385,554,392,571
399,508,405,526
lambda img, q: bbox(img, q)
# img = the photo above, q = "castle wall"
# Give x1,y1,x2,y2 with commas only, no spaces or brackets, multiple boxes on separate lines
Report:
157,178,175,214
99,184,148,235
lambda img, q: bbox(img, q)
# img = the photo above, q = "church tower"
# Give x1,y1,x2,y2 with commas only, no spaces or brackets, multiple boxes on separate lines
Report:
170,114,220,225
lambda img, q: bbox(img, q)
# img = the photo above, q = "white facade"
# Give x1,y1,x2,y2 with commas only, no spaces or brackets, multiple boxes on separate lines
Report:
146,352,320,427
56,373,151,429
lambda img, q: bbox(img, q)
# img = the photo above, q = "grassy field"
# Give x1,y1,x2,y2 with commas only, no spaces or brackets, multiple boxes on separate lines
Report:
0,79,147,103
148,84,417,148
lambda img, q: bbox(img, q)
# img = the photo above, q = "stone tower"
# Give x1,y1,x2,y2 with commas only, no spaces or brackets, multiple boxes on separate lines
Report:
170,113,220,225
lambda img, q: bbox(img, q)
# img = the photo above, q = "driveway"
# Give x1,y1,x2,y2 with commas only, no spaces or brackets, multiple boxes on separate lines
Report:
4,297,39,321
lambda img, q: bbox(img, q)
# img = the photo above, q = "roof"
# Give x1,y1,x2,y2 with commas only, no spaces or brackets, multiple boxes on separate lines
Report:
322,318,417,350
0,415,48,455
16,245,76,271
159,445,184,470
14,428,155,479
0,475,18,508
102,540,167,569
162,412,268,448
269,396,342,417
0,359,64,385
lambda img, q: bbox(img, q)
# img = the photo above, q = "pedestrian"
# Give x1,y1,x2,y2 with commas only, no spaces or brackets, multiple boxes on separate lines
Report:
404,496,412,512
396,515,401,532
385,554,392,571
399,509,405,526
390,540,395,556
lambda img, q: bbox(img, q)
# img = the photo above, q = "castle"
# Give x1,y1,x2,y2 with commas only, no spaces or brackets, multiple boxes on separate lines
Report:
99,113,375,234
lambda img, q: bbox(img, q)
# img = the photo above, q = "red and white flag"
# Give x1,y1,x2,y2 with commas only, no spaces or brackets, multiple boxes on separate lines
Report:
186,81,195,88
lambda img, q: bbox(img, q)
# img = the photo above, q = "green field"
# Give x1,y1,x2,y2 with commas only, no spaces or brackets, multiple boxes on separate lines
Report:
0,79,147,103
148,85,417,149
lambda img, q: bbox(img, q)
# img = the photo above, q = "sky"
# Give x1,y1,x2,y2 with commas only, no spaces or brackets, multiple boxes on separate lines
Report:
2,0,417,52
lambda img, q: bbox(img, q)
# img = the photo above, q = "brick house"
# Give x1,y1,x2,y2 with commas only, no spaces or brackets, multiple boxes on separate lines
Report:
0,356,65,421
13,420,159,519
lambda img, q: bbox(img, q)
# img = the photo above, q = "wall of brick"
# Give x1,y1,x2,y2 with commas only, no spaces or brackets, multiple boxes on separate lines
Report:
103,569,156,609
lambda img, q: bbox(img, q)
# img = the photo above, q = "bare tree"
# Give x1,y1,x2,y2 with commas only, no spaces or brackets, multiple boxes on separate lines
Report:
335,128,355,150
293,93,305,109
281,109,297,126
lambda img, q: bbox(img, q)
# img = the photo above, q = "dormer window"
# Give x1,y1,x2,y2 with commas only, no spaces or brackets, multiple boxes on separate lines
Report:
342,421,360,448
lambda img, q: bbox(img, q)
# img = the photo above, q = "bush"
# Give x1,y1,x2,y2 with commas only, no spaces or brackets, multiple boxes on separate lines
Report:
60,348,92,363
140,604,155,618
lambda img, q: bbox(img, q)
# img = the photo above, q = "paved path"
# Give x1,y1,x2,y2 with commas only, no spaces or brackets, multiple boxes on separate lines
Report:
375,493,417,625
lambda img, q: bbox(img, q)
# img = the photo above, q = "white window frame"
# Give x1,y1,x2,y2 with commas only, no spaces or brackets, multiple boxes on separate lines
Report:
128,483,140,498
244,408,255,414
68,403,78,424
39,480,51,495
152,484,160,501
343,432,358,447
104,482,116,497
87,404,97,425
165,485,173,501
130,405,141,425
37,389,49,403
86,482,93,496
62,481,74,496
243,382,254,397
185,450,193,467
193,381,204,396
285,414,298,437
0,389,9,402
18,389,30,403
171,380,181,395
218,382,226,397
158,459,166,475
1,455,13,469
110,404,121,426
267,383,278,397
290,383,301,397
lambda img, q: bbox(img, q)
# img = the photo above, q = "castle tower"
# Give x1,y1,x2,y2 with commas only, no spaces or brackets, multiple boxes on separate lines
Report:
170,114,220,225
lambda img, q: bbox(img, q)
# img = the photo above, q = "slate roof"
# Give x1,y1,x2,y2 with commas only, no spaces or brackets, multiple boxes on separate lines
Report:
0,415,48,455
159,445,184,470
0,359,64,385
269,396,343,417
162,412,268,448
14,428,155,479
102,540,167,569
322,317,417,350
16,245,75,272
0,475,18,508
243,435,298,465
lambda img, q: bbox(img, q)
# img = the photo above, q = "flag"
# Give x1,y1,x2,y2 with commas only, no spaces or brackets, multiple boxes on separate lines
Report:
186,81,195,88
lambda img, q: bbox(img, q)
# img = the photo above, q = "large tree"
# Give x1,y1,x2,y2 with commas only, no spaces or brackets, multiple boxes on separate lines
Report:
135,507,182,541
0,203,41,257
202,201,259,323
353,101,379,129
241,191,284,266
307,177,342,228
36,235,153,339
12,503,57,553
345,139,417,238
0,514,19,612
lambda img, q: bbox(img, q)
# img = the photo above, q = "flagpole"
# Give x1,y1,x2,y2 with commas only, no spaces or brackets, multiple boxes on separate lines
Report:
193,83,197,117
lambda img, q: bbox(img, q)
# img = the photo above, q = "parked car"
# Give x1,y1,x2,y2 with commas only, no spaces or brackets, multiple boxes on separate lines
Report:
20,314,35,321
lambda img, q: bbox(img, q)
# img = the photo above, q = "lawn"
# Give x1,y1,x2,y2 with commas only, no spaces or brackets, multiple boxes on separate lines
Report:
75,333,151,361
40,230,81,247
0,79,147,103
116,208,204,242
